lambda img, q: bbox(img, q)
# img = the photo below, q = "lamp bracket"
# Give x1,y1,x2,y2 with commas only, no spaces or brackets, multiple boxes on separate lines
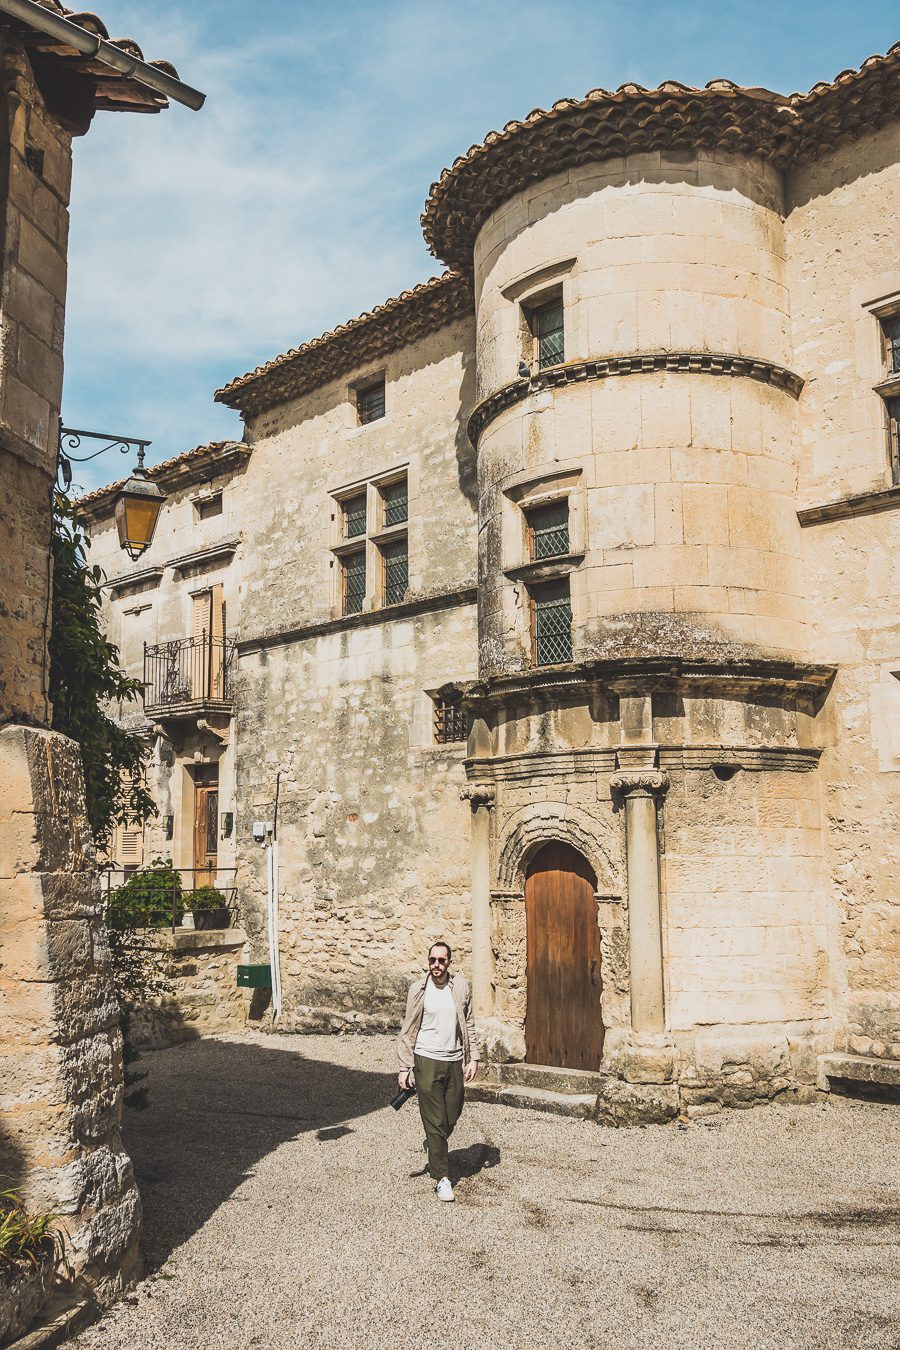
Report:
57,417,152,491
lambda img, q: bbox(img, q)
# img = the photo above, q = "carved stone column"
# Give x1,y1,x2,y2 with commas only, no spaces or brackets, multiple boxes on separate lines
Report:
461,784,496,1020
610,770,669,1035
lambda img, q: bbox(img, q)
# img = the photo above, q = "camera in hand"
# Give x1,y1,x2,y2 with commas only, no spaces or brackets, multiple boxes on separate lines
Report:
390,1082,417,1110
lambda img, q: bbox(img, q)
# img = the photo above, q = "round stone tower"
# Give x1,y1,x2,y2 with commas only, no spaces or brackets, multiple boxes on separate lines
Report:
425,82,834,1118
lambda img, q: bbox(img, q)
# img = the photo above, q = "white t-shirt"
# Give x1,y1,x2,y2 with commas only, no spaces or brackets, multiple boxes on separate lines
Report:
414,978,462,1062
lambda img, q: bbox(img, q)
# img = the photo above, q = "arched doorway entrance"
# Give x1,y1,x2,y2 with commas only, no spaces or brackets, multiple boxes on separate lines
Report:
525,841,603,1071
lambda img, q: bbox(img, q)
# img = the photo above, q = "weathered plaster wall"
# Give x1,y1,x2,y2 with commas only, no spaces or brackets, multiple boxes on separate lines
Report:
472,151,805,673
786,127,900,1059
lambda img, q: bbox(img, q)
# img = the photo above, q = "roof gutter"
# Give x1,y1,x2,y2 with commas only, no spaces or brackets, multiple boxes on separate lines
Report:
0,0,205,110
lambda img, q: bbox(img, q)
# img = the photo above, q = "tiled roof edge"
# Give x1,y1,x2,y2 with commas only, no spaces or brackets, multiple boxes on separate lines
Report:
421,43,900,271
214,271,472,417
74,440,250,518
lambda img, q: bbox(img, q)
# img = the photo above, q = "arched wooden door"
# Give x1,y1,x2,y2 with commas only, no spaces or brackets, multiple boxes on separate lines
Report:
525,841,603,1071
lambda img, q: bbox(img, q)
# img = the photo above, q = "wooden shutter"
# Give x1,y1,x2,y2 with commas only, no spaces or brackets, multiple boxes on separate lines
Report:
191,590,211,697
209,584,225,697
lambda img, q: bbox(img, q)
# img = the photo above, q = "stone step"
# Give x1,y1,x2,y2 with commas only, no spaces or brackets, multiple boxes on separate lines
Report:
818,1053,900,1090
495,1061,608,1095
467,1080,597,1120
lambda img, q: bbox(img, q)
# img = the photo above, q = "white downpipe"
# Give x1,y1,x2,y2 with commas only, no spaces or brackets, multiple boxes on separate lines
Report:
265,835,282,1020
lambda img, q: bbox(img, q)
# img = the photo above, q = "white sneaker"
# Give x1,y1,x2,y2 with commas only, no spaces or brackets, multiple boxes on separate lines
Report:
436,1177,455,1203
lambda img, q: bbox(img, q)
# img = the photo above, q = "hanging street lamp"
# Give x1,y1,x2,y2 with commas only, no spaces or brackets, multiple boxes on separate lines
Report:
113,447,166,560
58,422,166,559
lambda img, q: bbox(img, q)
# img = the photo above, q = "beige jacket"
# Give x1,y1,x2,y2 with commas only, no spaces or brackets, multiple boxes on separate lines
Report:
396,972,478,1070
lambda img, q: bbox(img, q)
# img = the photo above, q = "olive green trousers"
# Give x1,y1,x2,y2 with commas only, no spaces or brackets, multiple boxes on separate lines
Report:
414,1053,464,1181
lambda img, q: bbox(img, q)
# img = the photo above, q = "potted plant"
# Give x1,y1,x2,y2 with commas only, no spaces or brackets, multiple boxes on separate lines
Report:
0,1191,67,1344
185,885,231,930
107,858,184,929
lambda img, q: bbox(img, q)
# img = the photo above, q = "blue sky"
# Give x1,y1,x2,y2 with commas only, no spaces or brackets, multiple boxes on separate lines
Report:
64,1,898,493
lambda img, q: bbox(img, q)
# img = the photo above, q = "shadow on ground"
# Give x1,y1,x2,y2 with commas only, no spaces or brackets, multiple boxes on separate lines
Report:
123,1038,391,1271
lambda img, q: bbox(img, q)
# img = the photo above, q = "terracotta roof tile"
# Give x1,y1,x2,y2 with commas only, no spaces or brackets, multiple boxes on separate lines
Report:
74,440,250,517
215,271,472,417
422,43,900,272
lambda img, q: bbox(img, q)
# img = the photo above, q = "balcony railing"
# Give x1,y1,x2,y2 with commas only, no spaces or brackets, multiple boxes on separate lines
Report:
102,865,238,932
143,634,235,713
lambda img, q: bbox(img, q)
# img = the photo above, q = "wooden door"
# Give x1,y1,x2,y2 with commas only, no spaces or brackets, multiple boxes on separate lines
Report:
193,780,218,888
525,841,603,1071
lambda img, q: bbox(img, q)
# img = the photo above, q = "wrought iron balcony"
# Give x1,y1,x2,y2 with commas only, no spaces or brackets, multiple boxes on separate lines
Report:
143,634,235,716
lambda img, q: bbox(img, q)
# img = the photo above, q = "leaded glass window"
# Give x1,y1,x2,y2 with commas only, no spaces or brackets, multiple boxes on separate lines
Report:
342,550,366,615
535,301,564,370
382,538,408,606
357,379,385,425
382,478,408,527
528,500,569,560
342,493,367,538
433,699,466,744
884,316,900,376
532,580,572,666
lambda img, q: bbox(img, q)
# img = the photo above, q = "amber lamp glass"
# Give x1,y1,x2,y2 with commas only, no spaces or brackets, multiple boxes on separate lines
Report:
114,466,165,560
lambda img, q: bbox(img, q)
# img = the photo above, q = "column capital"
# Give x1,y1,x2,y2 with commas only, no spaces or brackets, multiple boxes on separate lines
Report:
461,783,496,810
610,769,669,800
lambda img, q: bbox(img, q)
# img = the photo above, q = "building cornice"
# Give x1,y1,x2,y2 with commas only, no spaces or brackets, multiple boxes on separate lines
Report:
422,44,900,273
468,351,804,447
237,586,478,656
76,441,250,521
215,273,473,418
797,483,900,526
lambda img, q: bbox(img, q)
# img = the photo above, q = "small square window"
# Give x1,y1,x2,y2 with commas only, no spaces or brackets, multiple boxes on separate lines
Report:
883,316,900,377
342,550,366,615
532,579,572,666
527,500,569,560
381,538,408,606
381,478,408,528
533,300,565,370
433,697,466,744
195,493,223,521
342,493,367,538
357,379,385,425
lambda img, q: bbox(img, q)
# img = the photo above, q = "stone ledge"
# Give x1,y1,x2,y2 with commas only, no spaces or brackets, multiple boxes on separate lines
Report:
136,926,246,953
238,586,477,655
797,484,900,526
817,1053,900,1089
467,1080,597,1119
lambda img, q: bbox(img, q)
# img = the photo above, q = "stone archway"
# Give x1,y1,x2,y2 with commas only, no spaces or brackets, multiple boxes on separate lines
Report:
495,800,617,895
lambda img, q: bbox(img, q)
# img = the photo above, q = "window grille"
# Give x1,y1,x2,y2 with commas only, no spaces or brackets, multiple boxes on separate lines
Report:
433,699,466,744
343,493,367,538
535,301,564,370
888,397,900,486
382,478,408,527
342,550,366,615
884,316,900,376
528,500,569,559
382,538,408,606
357,380,385,425
532,580,572,666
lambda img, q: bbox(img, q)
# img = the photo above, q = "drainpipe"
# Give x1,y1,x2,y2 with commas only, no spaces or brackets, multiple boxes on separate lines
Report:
267,773,282,1020
0,0,206,109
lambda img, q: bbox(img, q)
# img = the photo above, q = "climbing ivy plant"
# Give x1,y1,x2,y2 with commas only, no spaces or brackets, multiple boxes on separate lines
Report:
48,492,155,849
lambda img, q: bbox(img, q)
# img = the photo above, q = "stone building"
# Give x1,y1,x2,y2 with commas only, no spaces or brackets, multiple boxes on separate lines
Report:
0,0,201,1293
82,44,900,1120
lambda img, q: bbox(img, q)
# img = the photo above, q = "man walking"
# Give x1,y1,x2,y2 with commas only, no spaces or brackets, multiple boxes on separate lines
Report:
397,942,479,1203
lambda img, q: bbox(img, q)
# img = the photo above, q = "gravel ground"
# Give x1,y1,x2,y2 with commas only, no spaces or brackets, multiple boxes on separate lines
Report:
74,1032,899,1350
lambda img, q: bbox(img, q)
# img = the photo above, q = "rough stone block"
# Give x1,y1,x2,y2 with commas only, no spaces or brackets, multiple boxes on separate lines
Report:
595,1079,680,1127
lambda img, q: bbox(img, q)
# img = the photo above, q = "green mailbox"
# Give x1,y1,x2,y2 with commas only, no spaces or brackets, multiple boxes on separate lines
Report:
237,963,272,989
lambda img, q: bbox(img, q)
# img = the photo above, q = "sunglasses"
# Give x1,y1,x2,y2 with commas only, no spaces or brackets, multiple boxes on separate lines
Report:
428,956,448,966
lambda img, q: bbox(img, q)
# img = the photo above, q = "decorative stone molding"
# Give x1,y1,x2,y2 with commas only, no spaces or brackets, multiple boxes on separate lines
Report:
797,483,900,525
658,746,821,773
467,352,804,447
239,585,477,655
495,800,618,892
609,769,670,800
460,783,496,809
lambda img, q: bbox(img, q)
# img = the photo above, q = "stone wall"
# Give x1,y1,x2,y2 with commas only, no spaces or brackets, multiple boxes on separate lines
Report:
128,928,248,1050
0,37,71,726
785,125,900,1060
0,727,141,1292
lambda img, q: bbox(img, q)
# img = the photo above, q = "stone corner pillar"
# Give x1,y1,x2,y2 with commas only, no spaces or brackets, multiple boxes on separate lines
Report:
461,782,496,1024
610,768,669,1040
0,724,142,1295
